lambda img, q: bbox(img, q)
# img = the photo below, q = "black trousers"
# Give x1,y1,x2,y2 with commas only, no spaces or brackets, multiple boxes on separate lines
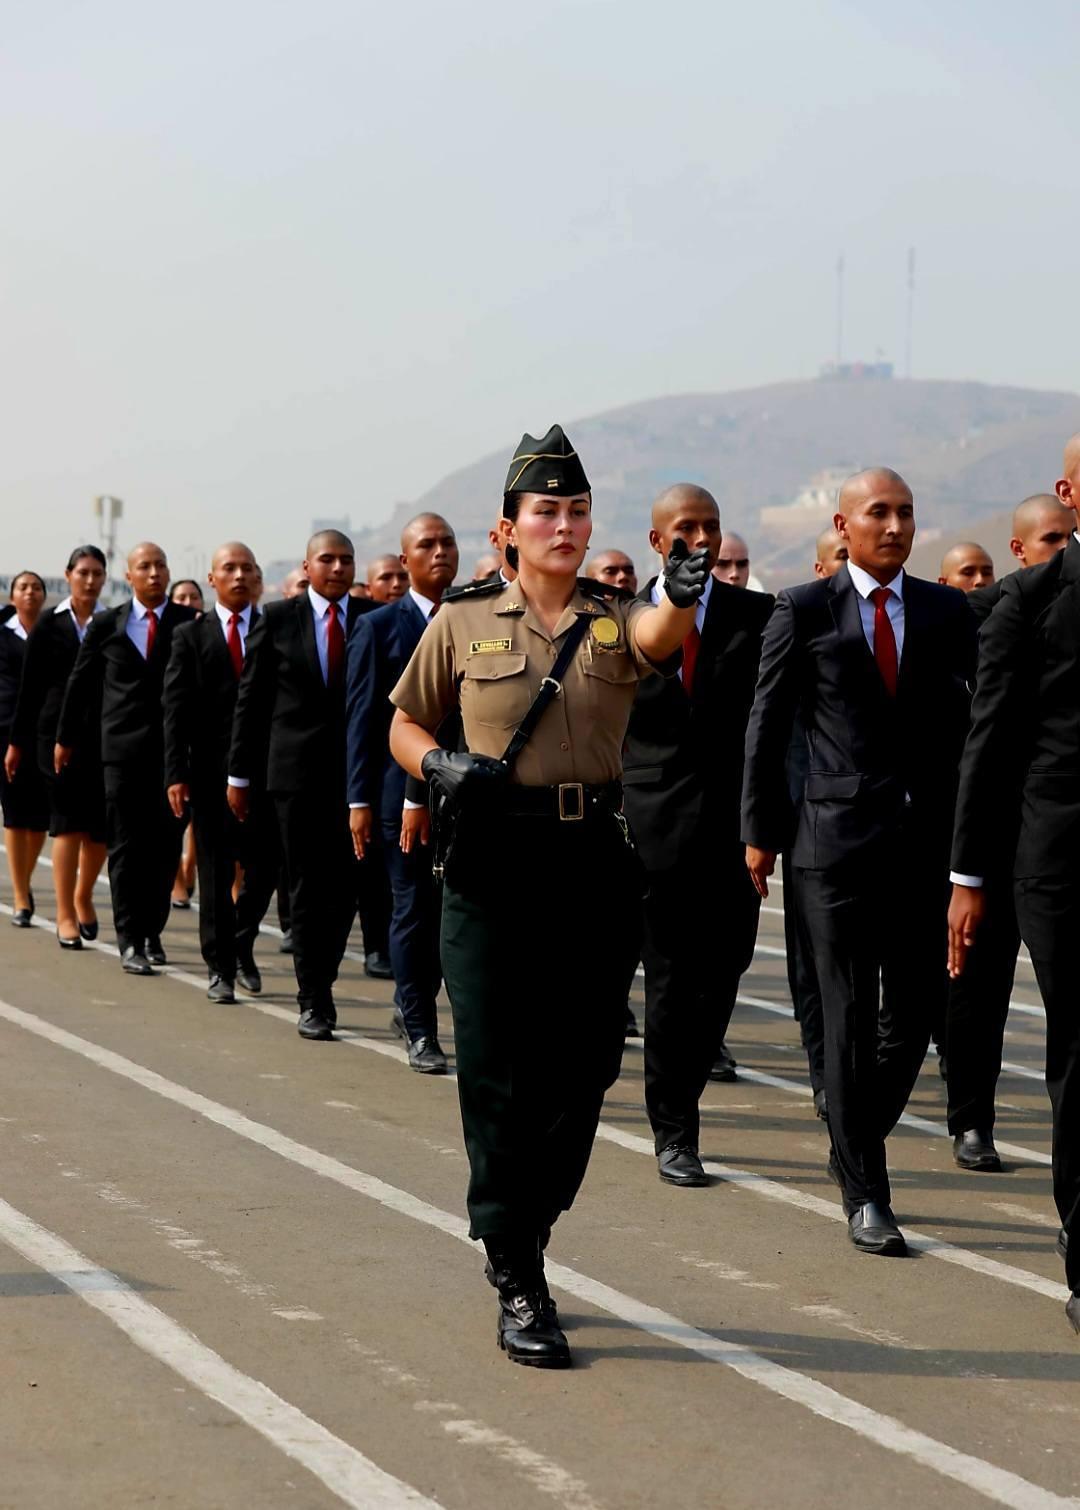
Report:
103,762,186,953
441,811,640,1241
944,871,1020,1135
798,830,948,1209
381,819,441,1041
1015,878,1080,1293
641,843,761,1152
357,842,391,961
191,784,277,981
782,847,825,1095
274,787,357,1012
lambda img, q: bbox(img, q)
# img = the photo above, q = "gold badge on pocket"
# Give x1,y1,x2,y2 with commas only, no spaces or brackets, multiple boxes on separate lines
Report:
591,617,620,647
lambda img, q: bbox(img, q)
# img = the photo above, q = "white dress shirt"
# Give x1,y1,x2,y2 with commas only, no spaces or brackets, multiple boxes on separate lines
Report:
53,596,101,643
214,600,252,652
307,585,348,684
351,587,438,812
4,618,28,642
845,561,906,662
651,572,713,682
126,597,166,658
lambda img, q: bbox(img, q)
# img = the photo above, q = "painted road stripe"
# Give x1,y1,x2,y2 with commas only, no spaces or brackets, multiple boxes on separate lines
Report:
0,1195,440,1510
0,999,1072,1510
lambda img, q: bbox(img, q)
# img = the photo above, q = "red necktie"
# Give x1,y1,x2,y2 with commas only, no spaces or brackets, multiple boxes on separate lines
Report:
227,612,243,679
871,587,898,696
144,608,158,659
326,602,345,686
681,624,700,696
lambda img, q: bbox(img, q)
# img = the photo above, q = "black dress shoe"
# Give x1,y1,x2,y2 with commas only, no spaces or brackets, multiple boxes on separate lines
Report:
56,930,83,951
207,975,236,1004
813,1087,828,1121
363,950,394,980
848,1202,906,1256
236,954,262,993
953,1128,1002,1172
408,1036,448,1074
121,947,153,976
11,909,32,928
1067,1293,1080,1336
297,1010,334,1041
485,1250,571,1368
278,930,294,954
707,1040,738,1082
390,1007,408,1040
145,937,167,966
657,1144,708,1187
1057,1228,1069,1261
78,919,99,941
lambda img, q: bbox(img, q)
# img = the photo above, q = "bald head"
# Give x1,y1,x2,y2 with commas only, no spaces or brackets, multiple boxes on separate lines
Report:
306,528,353,558
401,512,453,552
587,549,638,593
126,540,169,609
714,532,750,588
303,530,355,602
814,527,849,579
209,540,258,611
834,467,915,582
648,483,722,570
281,566,309,599
367,552,409,603
400,513,458,603
1011,493,1074,567
939,542,994,593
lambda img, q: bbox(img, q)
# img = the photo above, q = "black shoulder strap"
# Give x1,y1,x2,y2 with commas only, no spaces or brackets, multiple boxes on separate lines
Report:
499,611,592,771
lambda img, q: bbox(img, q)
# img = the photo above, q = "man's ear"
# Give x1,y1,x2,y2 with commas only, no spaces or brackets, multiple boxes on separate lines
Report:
648,528,663,558
833,512,848,540
1008,538,1024,562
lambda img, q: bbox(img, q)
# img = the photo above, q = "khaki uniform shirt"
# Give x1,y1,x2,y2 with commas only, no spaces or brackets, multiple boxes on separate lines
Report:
390,578,665,786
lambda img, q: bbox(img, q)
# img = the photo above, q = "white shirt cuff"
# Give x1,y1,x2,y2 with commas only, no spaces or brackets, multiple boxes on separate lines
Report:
403,799,424,811
227,776,249,788
348,802,370,809
949,872,983,888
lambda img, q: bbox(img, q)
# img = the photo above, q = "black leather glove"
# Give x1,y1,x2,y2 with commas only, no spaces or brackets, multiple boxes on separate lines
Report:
663,537,711,607
421,749,507,811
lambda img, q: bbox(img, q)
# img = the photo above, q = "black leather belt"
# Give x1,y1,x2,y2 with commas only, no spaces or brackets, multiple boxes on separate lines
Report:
501,781,623,822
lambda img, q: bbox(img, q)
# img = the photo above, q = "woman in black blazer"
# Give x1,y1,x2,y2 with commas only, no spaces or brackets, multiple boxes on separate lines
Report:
5,546,109,948
0,571,49,923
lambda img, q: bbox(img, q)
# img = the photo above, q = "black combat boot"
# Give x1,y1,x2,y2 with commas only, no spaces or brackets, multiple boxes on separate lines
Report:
483,1237,570,1369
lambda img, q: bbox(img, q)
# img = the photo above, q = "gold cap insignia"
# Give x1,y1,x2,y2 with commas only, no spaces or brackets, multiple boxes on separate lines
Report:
591,617,620,646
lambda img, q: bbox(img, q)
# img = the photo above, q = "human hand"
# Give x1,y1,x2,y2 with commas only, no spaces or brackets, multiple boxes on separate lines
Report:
745,845,777,899
349,806,373,861
227,784,249,823
947,884,986,978
400,807,431,854
167,782,190,820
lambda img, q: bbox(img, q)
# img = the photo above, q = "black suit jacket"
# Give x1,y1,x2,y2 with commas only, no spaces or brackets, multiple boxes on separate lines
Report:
967,577,1006,627
952,536,1080,882
12,609,94,773
622,579,774,868
345,594,428,824
742,565,977,870
229,593,369,796
164,610,261,790
57,601,195,766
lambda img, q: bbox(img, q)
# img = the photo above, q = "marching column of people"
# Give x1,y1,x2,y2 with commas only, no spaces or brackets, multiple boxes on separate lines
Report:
8,429,1080,1350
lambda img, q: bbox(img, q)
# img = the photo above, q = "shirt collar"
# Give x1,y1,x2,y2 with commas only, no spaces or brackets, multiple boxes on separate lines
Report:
214,601,252,629
846,560,905,601
132,597,166,620
307,584,345,619
4,618,28,640
409,587,437,620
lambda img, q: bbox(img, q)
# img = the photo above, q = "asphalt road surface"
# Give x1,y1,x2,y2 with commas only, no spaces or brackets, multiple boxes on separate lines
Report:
2,863,1078,1510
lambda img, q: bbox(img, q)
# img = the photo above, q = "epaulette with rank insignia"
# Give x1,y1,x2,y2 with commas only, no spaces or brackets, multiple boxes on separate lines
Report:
442,576,507,604
577,577,635,603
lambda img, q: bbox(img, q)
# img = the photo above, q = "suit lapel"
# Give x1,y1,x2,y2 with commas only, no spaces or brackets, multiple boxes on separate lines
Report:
399,595,426,657
298,595,324,689
896,573,926,698
201,611,231,674
828,567,888,703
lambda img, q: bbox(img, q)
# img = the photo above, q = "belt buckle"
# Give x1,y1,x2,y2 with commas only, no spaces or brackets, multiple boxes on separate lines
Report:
558,782,584,821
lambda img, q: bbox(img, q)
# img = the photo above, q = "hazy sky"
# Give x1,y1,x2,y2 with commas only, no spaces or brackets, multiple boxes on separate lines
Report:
3,0,1078,576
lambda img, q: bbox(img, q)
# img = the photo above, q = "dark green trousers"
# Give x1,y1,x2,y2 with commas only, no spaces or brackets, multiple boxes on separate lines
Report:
441,812,641,1240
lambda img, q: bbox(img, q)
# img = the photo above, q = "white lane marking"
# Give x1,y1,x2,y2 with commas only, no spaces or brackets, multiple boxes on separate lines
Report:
796,1304,928,1351
0,909,1064,1294
438,1420,602,1510
0,1195,440,1510
988,1203,1061,1232
0,1001,1073,1510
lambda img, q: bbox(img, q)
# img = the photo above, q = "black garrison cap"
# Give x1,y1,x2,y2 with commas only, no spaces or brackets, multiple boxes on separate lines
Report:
504,424,590,496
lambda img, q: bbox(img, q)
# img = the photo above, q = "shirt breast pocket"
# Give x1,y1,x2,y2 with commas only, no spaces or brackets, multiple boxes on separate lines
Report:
462,651,531,729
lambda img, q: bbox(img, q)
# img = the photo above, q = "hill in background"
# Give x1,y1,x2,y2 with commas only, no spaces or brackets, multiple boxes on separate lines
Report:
341,376,1078,590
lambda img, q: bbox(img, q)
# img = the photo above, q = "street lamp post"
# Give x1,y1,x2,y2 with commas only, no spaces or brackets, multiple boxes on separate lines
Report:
92,495,123,580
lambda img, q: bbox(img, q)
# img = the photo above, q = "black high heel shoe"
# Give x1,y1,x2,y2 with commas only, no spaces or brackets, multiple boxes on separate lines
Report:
11,888,35,928
78,919,99,942
57,930,83,951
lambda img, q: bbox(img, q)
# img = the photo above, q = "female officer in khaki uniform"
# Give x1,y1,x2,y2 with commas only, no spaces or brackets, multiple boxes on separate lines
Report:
390,424,707,1369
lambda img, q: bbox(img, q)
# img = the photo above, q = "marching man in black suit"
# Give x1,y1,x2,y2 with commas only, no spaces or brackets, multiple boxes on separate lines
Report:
949,434,1080,1333
622,484,772,1186
743,469,976,1255
57,541,196,975
164,542,276,1004
229,530,372,1040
